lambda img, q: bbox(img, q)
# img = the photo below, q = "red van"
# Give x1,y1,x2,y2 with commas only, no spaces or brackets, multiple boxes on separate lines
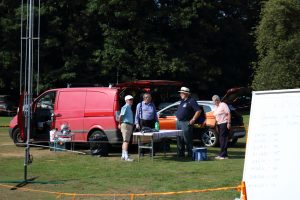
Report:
8,80,182,146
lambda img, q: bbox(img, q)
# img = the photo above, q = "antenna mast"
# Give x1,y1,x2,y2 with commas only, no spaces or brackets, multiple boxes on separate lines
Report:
20,0,40,182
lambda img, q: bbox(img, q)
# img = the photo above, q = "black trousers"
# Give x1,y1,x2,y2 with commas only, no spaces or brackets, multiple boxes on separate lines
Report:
217,123,229,157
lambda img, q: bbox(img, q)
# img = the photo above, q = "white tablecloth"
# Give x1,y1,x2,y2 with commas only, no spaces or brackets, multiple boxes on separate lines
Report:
133,129,182,141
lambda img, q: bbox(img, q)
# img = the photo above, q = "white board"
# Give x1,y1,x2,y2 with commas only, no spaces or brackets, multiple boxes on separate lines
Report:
242,88,300,200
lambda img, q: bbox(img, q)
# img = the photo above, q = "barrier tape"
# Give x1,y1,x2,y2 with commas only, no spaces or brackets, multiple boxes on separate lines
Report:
0,183,242,199
0,125,9,128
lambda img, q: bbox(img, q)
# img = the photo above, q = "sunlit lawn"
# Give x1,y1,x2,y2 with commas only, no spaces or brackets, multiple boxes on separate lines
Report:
0,116,248,200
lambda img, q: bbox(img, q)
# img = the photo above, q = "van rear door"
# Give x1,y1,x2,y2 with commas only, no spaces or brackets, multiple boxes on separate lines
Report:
116,80,182,110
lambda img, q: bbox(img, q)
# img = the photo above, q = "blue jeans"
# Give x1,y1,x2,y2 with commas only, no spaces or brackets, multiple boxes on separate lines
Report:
176,120,193,157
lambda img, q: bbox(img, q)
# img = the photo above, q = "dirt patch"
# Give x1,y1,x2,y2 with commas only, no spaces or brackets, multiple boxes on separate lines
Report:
0,144,58,158
0,145,88,159
0,152,24,158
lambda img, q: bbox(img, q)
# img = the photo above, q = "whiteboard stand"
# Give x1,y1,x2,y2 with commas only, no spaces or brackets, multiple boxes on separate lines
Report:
242,89,300,199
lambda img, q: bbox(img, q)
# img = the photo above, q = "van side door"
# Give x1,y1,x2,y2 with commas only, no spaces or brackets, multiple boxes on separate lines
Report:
54,90,86,141
84,90,117,142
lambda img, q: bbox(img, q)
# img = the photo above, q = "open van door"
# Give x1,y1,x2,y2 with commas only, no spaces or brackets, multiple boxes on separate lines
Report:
222,87,252,113
16,92,26,143
31,91,56,141
116,80,182,110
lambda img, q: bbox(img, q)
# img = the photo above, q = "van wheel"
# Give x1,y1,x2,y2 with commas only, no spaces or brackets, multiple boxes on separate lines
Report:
201,128,219,147
12,128,26,147
89,131,109,156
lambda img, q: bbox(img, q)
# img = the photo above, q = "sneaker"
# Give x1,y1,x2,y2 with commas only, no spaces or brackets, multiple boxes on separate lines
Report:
215,156,221,159
121,156,125,160
124,157,134,162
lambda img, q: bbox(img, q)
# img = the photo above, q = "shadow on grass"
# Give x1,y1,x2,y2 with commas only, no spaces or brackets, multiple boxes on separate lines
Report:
0,176,66,191
230,141,246,148
208,148,245,159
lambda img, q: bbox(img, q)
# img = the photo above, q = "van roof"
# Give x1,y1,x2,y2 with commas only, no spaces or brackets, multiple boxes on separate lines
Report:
115,80,182,88
42,87,119,94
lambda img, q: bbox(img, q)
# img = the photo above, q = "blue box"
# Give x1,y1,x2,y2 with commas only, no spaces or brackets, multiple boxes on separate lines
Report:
192,148,207,161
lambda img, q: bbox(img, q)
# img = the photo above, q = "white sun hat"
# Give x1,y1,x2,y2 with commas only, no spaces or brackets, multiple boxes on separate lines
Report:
178,87,190,94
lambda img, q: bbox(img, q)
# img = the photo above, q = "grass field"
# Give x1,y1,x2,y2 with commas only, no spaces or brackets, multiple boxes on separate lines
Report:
0,116,248,200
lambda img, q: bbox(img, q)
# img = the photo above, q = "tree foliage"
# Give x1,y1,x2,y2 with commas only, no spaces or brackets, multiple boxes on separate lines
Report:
0,0,261,97
252,0,300,90
0,1,20,93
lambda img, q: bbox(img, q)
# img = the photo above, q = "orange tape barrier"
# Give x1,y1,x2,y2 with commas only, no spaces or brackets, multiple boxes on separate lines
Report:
239,181,247,200
0,183,244,199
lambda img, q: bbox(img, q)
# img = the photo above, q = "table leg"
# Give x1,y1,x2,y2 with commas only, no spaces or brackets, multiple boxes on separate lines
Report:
138,136,141,162
151,135,153,161
162,139,167,157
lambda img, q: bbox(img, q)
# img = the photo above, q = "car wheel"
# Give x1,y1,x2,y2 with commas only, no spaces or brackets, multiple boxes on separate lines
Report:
12,128,26,146
201,128,219,147
89,131,109,156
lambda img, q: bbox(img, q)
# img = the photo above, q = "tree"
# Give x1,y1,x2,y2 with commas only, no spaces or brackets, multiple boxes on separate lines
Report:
0,1,20,95
87,0,261,95
1,0,261,97
252,0,300,90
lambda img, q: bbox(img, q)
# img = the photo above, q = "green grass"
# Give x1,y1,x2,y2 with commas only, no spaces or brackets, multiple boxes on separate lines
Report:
0,116,248,200
0,116,12,126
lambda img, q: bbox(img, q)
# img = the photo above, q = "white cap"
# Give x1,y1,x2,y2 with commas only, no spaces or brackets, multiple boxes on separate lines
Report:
178,87,190,94
125,95,134,101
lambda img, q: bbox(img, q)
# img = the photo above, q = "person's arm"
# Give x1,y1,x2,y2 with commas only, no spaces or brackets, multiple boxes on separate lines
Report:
153,103,159,122
224,103,231,129
189,110,201,125
135,103,141,129
118,106,126,129
226,110,231,129
189,98,201,125
118,115,123,129
135,103,140,125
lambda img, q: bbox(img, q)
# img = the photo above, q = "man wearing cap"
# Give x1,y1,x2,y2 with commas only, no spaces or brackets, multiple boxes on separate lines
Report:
176,87,201,158
119,95,134,161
